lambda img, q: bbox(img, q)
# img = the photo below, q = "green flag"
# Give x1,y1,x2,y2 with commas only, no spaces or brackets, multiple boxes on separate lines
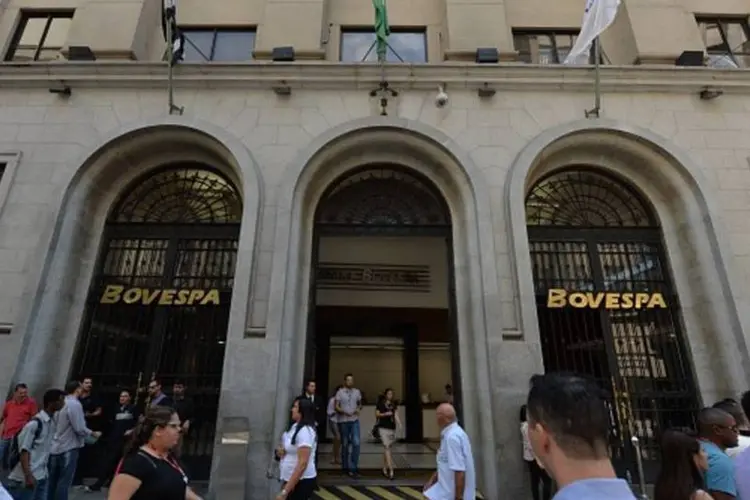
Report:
373,0,390,62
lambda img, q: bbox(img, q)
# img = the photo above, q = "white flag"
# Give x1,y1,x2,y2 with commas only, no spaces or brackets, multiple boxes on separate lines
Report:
564,0,621,65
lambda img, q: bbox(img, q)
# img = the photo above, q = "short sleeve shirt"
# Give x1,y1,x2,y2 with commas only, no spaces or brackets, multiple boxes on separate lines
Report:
553,478,636,500
118,450,188,500
1,398,38,439
702,440,737,496
335,388,361,424
376,400,396,430
8,411,54,482
425,422,476,500
735,447,750,500
279,424,317,481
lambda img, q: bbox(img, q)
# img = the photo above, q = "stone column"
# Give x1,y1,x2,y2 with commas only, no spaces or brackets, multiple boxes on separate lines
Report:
254,0,327,60
608,0,704,65
444,0,515,61
63,0,161,60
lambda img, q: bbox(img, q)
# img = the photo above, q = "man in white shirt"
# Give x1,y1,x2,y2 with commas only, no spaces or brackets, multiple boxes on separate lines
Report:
423,403,476,500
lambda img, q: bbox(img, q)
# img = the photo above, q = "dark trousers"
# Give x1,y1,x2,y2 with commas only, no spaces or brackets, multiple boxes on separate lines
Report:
90,439,125,490
72,443,95,485
527,460,552,500
287,478,317,500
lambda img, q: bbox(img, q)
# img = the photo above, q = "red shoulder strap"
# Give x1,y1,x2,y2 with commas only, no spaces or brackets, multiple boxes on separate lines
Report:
115,458,124,475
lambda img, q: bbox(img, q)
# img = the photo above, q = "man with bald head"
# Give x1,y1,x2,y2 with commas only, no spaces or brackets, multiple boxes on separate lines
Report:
698,407,739,500
423,403,476,500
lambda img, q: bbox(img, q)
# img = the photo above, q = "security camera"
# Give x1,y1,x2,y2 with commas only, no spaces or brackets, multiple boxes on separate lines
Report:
435,85,449,107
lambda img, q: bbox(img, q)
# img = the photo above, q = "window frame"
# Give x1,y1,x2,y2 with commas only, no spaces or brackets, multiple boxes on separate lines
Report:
512,29,602,64
0,151,22,221
4,10,74,62
339,26,428,63
695,16,750,67
179,27,257,62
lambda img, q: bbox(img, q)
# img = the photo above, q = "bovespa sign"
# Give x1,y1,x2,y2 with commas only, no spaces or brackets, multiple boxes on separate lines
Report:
100,285,221,306
546,289,666,309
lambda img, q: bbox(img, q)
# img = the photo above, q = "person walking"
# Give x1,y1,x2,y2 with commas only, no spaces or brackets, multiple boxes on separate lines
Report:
375,388,401,480
325,387,342,466
334,374,361,478
697,407,738,500
86,390,138,492
1,385,38,471
525,373,636,500
46,381,100,500
4,389,65,500
654,428,713,500
521,404,551,500
274,398,317,500
107,406,202,500
422,403,475,500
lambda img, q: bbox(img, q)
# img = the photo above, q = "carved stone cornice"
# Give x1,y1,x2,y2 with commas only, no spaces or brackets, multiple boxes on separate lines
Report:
0,61,747,94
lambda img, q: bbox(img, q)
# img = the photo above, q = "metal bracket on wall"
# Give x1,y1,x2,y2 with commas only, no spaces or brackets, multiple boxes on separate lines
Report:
0,323,11,335
244,327,266,338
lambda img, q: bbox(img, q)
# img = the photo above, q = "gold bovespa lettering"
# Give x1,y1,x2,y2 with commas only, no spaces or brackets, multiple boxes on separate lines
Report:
546,289,666,309
99,286,221,306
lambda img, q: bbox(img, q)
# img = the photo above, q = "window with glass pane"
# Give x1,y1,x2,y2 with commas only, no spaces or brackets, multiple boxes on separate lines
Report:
5,11,73,62
181,29,256,62
340,29,427,63
513,31,597,64
697,18,750,68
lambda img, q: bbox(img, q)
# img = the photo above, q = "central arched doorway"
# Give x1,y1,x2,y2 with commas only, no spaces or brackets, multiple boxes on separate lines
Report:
72,163,242,480
525,168,699,481
307,166,461,475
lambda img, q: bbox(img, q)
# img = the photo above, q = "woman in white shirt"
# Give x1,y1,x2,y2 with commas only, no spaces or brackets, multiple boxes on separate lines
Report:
275,397,317,500
521,404,552,500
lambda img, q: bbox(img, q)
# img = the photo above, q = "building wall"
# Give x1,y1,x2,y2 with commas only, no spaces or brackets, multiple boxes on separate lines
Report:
0,78,750,496
0,0,748,63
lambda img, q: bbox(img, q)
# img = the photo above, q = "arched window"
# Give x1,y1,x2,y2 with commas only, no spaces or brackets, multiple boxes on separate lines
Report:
110,164,242,224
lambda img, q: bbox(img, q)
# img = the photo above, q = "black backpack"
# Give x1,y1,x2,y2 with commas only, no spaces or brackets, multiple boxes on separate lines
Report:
5,417,43,471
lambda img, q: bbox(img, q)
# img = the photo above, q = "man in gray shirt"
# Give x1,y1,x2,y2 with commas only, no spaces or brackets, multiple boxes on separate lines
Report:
46,381,100,500
335,373,362,477
4,389,65,500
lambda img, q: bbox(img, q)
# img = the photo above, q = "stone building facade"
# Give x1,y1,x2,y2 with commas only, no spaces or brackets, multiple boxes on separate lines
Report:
1,0,750,498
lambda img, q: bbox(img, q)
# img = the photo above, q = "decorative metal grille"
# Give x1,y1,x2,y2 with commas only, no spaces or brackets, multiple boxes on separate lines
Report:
74,165,241,481
526,169,658,227
110,165,242,224
315,167,450,228
526,168,697,483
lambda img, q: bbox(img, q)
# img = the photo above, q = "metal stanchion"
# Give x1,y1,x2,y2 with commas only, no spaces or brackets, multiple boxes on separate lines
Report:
631,436,648,500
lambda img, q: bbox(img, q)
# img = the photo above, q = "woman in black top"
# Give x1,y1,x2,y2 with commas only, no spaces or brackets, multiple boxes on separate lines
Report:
654,428,712,500
375,388,401,480
107,406,202,500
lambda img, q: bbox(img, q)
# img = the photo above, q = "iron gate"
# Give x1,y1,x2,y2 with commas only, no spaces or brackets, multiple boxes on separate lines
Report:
72,165,241,480
526,169,698,482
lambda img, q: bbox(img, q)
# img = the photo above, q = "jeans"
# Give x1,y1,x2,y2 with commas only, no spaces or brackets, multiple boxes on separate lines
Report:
5,478,49,500
0,438,11,470
338,421,360,472
47,449,79,500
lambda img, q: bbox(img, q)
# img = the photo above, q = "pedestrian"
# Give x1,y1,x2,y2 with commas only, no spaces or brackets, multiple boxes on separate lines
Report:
107,406,202,500
72,377,102,488
712,399,750,459
654,428,712,500
375,388,401,480
47,381,100,500
274,398,317,500
521,404,551,500
334,374,361,478
86,390,138,492
697,407,738,500
525,373,636,500
3,389,65,500
0,385,38,471
325,386,342,466
422,403,476,500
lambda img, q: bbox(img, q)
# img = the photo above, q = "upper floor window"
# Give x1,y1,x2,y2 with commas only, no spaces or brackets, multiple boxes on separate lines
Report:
4,11,73,62
696,17,750,68
513,30,601,64
181,28,256,62
340,28,427,63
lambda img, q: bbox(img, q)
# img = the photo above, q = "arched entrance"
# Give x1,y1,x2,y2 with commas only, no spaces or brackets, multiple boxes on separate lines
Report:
307,166,461,473
72,163,242,480
525,168,698,481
